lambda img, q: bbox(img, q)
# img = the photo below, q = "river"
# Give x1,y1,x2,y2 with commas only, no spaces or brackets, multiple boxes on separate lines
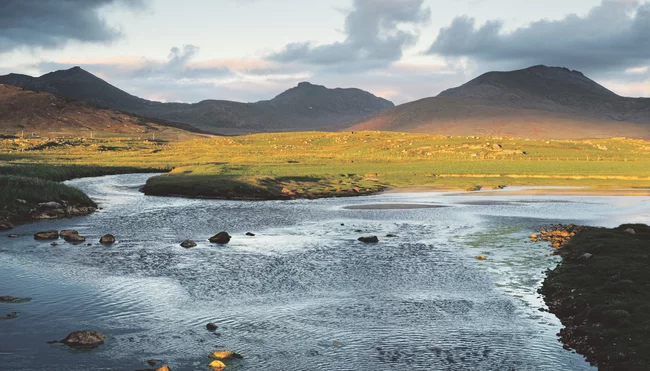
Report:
1,174,649,370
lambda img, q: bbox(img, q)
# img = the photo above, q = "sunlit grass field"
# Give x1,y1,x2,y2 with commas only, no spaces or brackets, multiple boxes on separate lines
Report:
1,131,649,201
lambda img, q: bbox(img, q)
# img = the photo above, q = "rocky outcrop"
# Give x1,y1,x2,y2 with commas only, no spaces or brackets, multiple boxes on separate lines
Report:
60,330,105,348
59,230,79,239
31,204,96,220
358,236,379,243
34,230,59,240
64,233,86,243
209,232,231,244
99,234,116,244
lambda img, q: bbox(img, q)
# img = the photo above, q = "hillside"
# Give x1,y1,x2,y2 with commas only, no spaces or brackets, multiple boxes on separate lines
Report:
349,66,650,139
0,68,394,134
0,84,201,140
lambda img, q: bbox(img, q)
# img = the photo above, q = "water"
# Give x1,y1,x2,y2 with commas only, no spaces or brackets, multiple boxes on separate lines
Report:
1,174,648,371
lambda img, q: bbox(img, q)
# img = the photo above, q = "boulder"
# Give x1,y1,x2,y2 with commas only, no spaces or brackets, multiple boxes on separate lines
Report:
51,242,58,246
7,234,19,238
206,322,218,331
180,240,197,248
209,232,231,244
358,236,379,243
60,230,79,239
245,232,255,237
0,220,14,231
475,255,488,260
624,228,636,234
34,230,59,240
385,234,398,238
64,233,86,243
60,330,105,348
99,234,116,244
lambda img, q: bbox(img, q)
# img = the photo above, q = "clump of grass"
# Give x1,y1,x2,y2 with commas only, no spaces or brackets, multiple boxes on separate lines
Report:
0,175,96,223
541,224,650,370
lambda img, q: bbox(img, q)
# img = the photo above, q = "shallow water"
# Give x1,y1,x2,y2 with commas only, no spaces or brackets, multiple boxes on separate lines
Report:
1,174,648,371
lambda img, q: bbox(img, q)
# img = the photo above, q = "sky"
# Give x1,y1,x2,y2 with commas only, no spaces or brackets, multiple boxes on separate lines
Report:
1,0,649,104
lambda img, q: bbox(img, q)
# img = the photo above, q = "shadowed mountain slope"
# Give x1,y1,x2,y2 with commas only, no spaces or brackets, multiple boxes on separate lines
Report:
0,68,394,134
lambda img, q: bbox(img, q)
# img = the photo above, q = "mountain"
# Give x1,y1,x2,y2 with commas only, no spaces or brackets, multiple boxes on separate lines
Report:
0,68,394,134
349,65,650,139
0,84,201,140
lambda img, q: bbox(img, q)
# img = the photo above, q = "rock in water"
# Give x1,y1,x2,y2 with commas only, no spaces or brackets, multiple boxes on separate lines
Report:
6,312,18,319
147,359,158,366
208,360,227,370
64,233,86,243
34,230,59,240
59,230,79,239
206,323,218,331
0,220,14,231
99,234,116,244
7,234,19,238
180,240,197,248
60,330,105,348
209,232,231,244
245,232,255,236
0,296,16,302
475,255,488,260
358,236,379,243
210,350,244,360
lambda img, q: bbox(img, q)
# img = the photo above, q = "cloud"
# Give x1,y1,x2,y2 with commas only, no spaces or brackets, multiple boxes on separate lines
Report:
0,0,145,53
268,0,430,70
427,0,650,73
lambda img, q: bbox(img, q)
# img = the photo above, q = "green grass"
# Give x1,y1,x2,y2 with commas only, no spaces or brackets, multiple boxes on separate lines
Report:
1,132,649,200
0,175,97,223
541,225,650,370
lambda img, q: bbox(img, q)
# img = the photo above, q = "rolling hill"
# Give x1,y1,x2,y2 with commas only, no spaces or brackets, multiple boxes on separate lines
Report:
0,84,201,140
0,67,394,134
349,65,650,139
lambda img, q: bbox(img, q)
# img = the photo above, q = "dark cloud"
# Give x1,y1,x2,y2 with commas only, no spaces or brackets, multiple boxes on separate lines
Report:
428,0,650,72
0,0,145,53
268,0,430,69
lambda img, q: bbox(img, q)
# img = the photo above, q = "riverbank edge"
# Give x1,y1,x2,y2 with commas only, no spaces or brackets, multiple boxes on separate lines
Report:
540,224,650,370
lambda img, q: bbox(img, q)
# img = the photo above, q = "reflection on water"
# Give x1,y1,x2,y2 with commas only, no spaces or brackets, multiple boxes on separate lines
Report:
1,174,648,370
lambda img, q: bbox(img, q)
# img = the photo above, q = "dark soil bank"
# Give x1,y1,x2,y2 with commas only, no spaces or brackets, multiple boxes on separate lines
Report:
541,224,650,371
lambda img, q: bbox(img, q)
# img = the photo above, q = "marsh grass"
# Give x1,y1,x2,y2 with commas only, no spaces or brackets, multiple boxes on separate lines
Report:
1,132,649,199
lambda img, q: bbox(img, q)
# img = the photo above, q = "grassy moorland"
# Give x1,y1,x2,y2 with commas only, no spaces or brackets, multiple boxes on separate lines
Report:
1,132,649,204
541,225,650,370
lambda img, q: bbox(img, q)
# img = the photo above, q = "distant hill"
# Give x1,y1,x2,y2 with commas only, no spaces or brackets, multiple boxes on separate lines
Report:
349,66,650,139
0,84,201,140
0,68,394,134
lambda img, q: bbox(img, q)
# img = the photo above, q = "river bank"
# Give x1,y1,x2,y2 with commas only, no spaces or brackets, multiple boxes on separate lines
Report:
541,224,650,370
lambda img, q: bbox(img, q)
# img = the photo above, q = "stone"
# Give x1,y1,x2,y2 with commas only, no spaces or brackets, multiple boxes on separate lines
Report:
51,242,58,246
579,253,593,260
208,360,227,370
358,236,379,243
245,232,255,236
16,199,27,204
60,330,105,348
210,350,244,360
475,255,488,260
209,232,231,244
0,220,14,231
624,228,636,234
6,312,18,319
38,201,63,209
385,234,398,238
147,360,158,366
0,296,16,302
34,230,59,240
180,240,197,248
206,323,218,331
64,233,86,243
7,234,19,238
99,234,116,244
59,230,79,239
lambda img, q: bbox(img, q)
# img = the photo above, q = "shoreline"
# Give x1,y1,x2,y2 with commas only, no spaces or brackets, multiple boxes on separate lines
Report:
386,186,650,197
541,224,650,370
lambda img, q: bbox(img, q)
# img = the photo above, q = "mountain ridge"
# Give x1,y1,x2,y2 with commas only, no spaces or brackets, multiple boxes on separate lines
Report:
0,67,395,134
